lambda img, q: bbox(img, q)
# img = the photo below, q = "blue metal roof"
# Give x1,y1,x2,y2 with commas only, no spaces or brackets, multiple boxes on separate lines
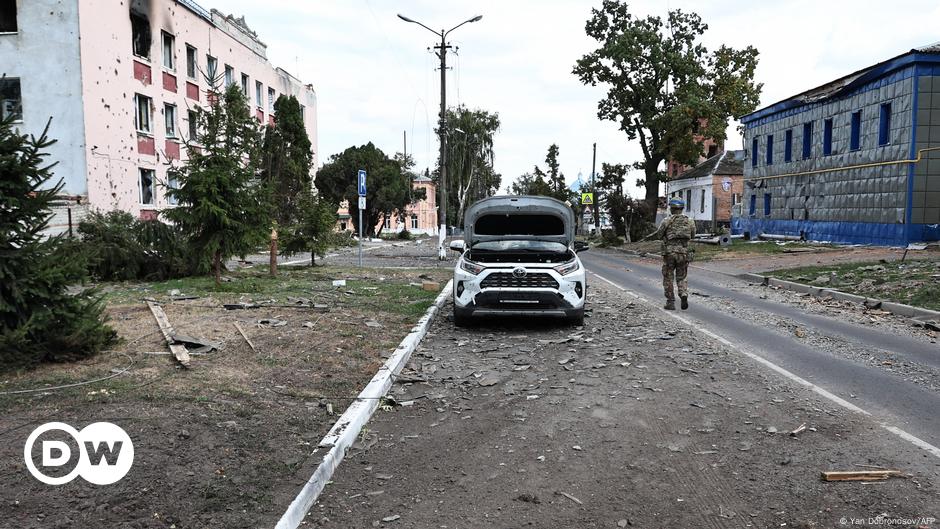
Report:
740,48,940,126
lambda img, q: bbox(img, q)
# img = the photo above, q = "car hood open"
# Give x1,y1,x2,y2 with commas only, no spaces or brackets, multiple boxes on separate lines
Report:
463,195,575,247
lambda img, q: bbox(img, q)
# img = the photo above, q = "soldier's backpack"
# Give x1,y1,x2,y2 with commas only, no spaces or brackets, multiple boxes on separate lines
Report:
664,215,693,242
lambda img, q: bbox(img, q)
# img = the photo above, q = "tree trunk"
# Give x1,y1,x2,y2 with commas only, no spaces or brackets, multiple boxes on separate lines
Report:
311,251,315,267
644,162,661,221
269,227,278,277
213,250,221,286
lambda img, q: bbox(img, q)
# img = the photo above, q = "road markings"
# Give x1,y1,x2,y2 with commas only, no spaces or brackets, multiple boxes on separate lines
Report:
588,270,940,460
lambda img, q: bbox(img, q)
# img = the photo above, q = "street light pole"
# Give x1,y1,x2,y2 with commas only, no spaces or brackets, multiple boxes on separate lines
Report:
398,13,482,260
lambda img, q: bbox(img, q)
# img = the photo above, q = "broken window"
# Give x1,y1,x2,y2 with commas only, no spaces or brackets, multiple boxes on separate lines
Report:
0,0,17,33
0,77,22,121
224,65,233,87
162,31,175,70
206,55,217,81
166,173,178,205
187,109,198,141
268,87,275,112
879,103,892,146
131,12,151,59
139,168,155,205
186,45,197,79
134,93,152,133
255,81,263,107
164,103,176,138
700,189,706,214
763,193,771,216
475,214,564,236
241,73,249,96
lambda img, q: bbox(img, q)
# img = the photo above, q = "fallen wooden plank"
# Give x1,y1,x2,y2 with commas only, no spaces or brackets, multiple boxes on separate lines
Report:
234,322,257,353
821,470,902,481
147,301,191,367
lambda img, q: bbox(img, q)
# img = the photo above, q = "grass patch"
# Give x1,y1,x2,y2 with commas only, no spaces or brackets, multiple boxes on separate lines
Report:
768,259,940,311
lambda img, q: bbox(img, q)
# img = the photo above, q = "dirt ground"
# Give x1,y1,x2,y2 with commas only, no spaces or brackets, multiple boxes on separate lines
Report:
310,282,940,528
0,266,449,529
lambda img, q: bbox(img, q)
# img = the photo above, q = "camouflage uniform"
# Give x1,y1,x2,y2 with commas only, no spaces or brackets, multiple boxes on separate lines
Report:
648,213,696,305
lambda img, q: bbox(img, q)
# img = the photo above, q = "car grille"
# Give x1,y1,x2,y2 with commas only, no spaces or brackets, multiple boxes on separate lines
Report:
480,272,559,289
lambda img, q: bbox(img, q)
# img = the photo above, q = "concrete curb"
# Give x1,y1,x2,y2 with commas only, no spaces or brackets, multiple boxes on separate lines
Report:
275,280,454,529
739,273,940,321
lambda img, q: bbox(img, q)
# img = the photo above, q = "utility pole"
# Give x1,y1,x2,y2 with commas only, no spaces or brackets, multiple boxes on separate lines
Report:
397,13,482,260
591,142,599,233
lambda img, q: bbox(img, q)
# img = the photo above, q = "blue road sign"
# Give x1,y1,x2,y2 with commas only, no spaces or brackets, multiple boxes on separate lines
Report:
358,169,367,196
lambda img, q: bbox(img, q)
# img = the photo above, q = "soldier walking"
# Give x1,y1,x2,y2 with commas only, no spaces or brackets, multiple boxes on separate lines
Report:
642,199,696,310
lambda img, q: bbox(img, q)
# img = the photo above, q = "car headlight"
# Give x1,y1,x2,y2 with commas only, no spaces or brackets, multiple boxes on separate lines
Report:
553,259,580,276
460,259,485,275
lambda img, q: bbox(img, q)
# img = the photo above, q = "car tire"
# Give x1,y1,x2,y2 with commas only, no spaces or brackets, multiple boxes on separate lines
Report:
567,309,585,326
453,307,471,327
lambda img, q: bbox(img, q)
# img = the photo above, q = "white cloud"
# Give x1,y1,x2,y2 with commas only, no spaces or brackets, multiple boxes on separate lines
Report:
198,0,940,197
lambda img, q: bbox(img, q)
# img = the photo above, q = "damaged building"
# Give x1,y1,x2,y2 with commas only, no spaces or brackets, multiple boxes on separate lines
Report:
0,0,318,234
735,44,940,246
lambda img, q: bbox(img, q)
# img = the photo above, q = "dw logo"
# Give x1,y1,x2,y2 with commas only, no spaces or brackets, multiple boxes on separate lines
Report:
23,422,134,485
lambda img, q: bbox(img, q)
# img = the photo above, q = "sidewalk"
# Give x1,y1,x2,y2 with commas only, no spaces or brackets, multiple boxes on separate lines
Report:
308,282,939,528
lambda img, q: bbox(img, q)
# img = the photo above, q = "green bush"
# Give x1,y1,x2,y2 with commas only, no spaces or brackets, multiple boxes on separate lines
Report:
0,115,116,369
78,211,196,281
397,229,413,240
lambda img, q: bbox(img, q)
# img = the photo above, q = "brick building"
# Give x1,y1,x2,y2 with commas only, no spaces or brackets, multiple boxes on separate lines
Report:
666,150,744,231
0,0,317,234
665,118,723,179
735,44,940,245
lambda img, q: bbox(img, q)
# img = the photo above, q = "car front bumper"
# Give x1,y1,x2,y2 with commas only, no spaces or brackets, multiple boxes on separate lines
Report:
453,265,586,318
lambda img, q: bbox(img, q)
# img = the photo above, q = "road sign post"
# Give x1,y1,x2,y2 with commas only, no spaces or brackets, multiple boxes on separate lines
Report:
357,170,366,267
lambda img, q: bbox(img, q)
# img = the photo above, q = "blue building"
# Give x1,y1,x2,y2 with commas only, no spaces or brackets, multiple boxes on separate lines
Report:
734,44,940,246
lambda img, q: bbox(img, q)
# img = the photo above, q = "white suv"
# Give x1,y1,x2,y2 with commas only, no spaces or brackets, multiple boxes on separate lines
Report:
450,196,587,326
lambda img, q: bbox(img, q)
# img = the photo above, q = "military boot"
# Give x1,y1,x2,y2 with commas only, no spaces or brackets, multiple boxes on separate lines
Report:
664,300,676,310
680,296,688,310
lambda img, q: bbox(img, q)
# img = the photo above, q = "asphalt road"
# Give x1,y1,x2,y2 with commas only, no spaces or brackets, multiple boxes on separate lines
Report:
581,249,940,450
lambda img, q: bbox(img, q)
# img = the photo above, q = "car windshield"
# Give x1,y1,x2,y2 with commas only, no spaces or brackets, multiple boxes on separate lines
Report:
470,240,568,253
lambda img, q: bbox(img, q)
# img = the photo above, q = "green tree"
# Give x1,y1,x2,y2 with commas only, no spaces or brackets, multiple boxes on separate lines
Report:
0,116,116,368
509,168,552,196
545,144,567,198
316,143,419,238
573,1,761,219
165,84,268,284
437,105,501,226
279,189,337,266
262,95,313,227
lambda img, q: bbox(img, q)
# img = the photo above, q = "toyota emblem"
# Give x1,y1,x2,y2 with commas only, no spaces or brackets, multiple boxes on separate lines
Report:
512,267,527,278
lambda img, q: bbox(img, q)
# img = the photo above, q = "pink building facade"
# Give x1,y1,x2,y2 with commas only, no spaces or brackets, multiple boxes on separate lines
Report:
0,0,317,234
336,176,439,236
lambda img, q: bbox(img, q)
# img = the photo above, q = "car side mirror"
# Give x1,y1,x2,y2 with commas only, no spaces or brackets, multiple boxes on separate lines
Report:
574,241,589,253
449,240,465,252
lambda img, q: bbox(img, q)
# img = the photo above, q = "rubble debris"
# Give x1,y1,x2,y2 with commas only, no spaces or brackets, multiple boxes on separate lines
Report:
790,423,807,436
381,514,400,523
146,301,191,367
365,320,384,328
556,491,583,506
821,470,902,481
515,493,541,504
332,279,347,287
421,281,440,292
233,322,256,353
258,318,287,327
172,334,221,355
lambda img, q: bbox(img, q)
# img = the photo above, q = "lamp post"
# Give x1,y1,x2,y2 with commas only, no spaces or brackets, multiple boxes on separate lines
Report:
397,13,482,260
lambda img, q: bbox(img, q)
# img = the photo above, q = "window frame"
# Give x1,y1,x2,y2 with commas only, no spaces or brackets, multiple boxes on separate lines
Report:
166,173,179,206
0,0,18,33
130,11,151,60
0,76,23,122
879,102,892,146
224,65,234,87
802,122,813,159
255,81,263,107
185,45,198,80
161,31,175,71
134,93,153,134
206,55,218,81
850,110,862,151
164,103,177,139
784,129,793,163
822,118,833,156
751,137,758,168
268,87,276,113
700,189,706,214
240,73,249,97
410,214,419,230
139,168,156,205
187,109,198,142
749,194,756,216
763,193,771,216
765,134,773,165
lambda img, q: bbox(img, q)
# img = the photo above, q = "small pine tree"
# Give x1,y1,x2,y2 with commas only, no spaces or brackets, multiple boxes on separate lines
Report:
0,116,116,368
280,189,337,266
165,84,269,284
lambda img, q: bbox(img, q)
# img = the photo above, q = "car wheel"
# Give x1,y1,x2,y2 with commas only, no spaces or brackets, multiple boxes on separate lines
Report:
453,307,471,327
567,309,585,326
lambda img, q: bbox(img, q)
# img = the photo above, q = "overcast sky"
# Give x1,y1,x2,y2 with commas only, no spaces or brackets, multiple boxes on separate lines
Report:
200,0,940,197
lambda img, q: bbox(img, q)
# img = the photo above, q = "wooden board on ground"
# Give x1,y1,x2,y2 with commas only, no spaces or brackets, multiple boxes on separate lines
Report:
147,301,191,367
821,470,902,481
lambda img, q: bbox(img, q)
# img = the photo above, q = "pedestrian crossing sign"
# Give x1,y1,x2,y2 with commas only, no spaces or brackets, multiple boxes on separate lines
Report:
581,193,593,205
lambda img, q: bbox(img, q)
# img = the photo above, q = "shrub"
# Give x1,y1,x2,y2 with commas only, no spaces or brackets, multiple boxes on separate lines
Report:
397,229,412,240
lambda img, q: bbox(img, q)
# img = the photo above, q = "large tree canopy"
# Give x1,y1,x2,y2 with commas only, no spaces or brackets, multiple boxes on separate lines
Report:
316,143,420,238
434,105,501,227
262,94,314,227
573,0,762,218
